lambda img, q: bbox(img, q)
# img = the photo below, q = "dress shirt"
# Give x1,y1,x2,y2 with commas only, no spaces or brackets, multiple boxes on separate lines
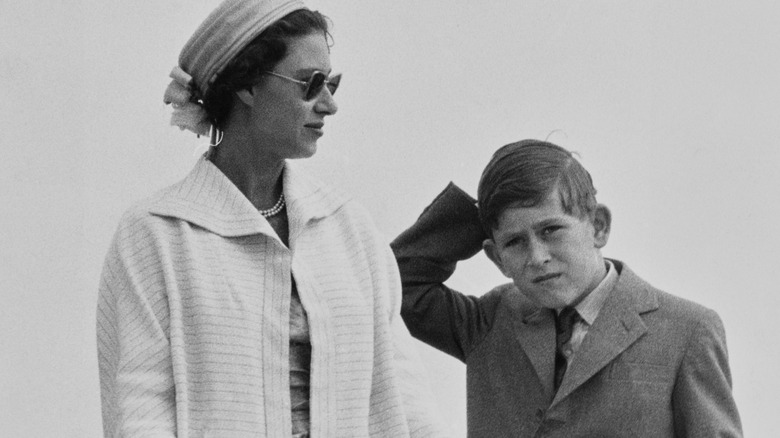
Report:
558,260,618,365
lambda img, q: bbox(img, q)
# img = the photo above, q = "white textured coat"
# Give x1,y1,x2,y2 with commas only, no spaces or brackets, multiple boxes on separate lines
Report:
97,157,444,437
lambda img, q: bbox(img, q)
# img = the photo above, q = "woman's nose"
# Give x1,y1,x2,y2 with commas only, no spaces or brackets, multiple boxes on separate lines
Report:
314,86,338,115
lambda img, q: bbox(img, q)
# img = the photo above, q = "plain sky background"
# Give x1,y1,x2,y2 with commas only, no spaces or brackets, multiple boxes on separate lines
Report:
2,0,779,436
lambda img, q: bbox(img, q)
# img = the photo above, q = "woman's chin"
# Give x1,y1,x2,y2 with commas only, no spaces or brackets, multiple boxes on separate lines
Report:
284,142,318,160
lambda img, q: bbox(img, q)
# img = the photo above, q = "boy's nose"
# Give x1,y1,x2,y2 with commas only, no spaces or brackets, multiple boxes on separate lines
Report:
526,238,552,267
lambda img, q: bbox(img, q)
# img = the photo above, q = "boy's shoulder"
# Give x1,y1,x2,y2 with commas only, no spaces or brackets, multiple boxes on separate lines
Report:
611,259,723,325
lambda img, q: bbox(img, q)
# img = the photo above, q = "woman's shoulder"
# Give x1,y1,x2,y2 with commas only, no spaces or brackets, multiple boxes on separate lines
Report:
118,183,178,220
289,167,387,244
285,162,364,219
110,183,185,246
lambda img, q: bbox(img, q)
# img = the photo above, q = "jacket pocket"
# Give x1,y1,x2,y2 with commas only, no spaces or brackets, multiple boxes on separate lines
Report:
607,361,671,384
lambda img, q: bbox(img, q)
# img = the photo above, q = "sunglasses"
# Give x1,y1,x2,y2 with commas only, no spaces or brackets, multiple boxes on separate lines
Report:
262,70,342,100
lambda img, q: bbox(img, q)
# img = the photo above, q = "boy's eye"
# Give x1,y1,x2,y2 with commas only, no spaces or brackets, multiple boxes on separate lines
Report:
503,236,524,248
541,226,562,236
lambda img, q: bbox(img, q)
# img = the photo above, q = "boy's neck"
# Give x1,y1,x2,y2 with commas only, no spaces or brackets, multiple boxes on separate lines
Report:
566,258,610,309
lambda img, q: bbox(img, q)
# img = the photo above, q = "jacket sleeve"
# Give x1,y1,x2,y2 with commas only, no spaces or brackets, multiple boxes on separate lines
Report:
390,183,493,361
672,308,743,437
355,203,450,437
97,214,177,438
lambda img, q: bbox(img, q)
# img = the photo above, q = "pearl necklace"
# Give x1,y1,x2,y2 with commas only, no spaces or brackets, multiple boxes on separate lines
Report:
259,193,285,218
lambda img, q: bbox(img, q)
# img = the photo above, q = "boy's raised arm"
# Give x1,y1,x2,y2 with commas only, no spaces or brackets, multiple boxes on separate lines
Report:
391,183,492,361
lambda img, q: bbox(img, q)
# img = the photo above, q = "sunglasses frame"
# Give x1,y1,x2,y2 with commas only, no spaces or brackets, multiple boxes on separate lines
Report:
262,70,341,100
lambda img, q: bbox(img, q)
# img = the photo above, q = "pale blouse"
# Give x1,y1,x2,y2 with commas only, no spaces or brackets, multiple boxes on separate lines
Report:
97,157,445,437
289,285,311,437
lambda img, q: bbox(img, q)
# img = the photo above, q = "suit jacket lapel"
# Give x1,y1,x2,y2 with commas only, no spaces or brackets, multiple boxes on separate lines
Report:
551,265,658,406
511,297,557,399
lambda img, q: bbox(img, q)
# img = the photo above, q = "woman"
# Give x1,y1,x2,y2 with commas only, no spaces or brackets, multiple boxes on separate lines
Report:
97,1,444,436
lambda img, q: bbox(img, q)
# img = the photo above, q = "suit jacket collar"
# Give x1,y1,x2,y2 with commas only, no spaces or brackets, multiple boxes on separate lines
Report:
551,259,659,406
146,156,350,238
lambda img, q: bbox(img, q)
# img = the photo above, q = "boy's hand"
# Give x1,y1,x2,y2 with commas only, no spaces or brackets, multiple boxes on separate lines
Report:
391,182,486,263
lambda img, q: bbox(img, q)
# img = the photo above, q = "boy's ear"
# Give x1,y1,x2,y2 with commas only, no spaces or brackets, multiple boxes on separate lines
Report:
483,238,511,278
235,88,255,107
592,204,612,248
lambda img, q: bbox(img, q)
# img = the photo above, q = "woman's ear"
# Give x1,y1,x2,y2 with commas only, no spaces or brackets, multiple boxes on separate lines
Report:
592,204,612,248
483,239,511,278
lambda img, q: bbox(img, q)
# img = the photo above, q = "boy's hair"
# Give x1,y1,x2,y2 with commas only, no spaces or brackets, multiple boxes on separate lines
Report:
477,139,598,235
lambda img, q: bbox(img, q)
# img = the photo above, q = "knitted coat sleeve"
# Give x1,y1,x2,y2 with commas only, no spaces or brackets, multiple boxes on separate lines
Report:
351,202,450,437
97,209,177,438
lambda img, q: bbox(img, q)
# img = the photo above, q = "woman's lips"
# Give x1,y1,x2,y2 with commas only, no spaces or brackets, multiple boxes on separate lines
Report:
305,123,324,135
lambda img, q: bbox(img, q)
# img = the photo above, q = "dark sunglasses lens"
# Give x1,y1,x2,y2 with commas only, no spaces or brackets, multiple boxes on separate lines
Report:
326,74,341,96
305,72,327,100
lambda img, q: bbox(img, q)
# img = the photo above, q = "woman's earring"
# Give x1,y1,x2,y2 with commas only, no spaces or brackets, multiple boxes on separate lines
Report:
209,125,224,147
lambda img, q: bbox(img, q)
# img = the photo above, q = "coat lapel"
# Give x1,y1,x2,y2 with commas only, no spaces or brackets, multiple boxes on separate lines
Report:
551,264,658,406
510,295,558,399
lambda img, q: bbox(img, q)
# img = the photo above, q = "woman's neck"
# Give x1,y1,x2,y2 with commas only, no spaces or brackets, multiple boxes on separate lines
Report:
209,133,285,211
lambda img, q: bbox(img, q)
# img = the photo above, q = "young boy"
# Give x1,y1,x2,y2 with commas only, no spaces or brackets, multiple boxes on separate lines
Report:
392,139,742,437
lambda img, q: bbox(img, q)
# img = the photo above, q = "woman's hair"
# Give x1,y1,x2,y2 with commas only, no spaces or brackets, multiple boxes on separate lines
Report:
477,139,598,235
203,9,330,129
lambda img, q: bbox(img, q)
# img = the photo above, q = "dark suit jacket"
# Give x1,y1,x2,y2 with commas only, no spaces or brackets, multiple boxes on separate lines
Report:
391,183,742,437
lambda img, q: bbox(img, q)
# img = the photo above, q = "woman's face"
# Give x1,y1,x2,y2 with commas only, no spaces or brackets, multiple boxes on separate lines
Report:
245,32,338,160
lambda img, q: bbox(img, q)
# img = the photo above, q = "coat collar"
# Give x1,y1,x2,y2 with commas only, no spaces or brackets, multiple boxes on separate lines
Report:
551,260,659,406
146,156,350,238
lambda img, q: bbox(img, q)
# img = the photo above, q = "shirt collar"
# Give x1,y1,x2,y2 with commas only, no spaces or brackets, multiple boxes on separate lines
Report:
572,259,618,325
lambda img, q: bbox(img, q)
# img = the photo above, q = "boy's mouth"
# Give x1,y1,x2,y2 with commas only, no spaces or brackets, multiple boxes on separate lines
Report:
532,273,561,284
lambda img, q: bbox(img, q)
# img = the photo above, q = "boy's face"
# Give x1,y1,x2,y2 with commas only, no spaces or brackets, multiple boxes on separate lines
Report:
483,190,611,309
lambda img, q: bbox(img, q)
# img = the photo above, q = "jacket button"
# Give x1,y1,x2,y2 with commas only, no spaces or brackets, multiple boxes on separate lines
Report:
536,408,545,419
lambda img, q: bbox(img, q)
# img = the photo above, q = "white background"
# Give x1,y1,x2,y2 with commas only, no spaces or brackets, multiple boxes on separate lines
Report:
2,1,779,436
